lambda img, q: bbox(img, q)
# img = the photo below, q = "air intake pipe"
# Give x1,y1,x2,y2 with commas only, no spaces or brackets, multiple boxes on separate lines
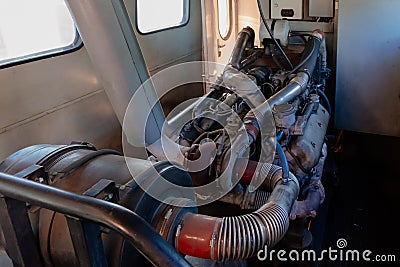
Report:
228,27,255,69
175,163,299,260
244,30,324,144
266,30,324,108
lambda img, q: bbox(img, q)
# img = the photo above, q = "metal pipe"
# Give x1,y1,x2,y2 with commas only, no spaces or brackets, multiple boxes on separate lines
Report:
268,72,309,108
248,30,324,128
176,163,299,260
319,33,327,71
227,27,255,69
286,31,321,76
218,184,272,210
166,27,256,149
268,31,323,108
0,172,191,267
239,30,324,151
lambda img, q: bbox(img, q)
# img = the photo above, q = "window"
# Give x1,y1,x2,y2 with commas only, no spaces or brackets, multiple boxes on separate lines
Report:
137,0,189,34
0,0,80,66
218,0,231,39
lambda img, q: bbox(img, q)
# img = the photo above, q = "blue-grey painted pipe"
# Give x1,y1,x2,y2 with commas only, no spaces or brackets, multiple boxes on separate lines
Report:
275,131,289,183
276,142,290,184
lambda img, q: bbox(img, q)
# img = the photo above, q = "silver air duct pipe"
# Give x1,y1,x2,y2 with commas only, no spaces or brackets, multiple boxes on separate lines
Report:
176,163,299,260
243,30,324,147
256,30,324,116
65,0,164,146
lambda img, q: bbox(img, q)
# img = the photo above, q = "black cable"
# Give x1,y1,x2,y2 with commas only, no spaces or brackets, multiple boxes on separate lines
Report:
257,0,293,70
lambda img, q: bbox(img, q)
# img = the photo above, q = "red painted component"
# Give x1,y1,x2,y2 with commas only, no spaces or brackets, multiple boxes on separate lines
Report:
315,29,325,39
176,213,221,259
245,122,260,144
238,159,259,185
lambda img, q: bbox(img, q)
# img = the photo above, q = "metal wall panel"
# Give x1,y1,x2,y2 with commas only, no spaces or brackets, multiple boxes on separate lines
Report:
309,0,334,17
0,1,204,162
0,91,122,161
335,0,400,137
0,47,123,161
0,48,101,130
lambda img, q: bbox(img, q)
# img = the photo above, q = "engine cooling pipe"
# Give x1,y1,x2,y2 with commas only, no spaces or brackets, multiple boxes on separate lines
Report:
244,30,324,143
219,159,289,210
176,162,299,260
218,186,272,210
265,30,324,109
228,27,255,69
237,159,289,192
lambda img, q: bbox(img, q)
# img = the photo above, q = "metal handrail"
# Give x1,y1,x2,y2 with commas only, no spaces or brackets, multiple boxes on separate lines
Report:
0,171,191,267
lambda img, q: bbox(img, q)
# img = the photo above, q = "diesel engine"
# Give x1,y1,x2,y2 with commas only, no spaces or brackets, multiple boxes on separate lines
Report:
0,20,332,267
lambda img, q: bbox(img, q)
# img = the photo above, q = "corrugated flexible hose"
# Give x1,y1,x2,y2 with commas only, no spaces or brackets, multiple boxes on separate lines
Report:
176,163,299,260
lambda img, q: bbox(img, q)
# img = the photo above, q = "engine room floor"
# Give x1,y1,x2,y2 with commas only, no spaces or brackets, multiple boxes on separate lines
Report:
311,131,400,266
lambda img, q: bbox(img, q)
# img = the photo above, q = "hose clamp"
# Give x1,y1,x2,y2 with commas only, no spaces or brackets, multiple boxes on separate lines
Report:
212,218,222,260
174,224,182,251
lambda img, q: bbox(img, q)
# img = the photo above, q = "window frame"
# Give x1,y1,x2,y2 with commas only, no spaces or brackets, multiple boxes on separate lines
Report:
135,0,190,35
0,0,83,69
217,0,233,41
0,27,82,69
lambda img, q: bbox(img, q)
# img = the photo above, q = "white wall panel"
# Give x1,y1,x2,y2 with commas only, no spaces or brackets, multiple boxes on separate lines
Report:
335,0,400,136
